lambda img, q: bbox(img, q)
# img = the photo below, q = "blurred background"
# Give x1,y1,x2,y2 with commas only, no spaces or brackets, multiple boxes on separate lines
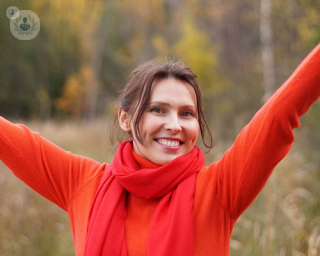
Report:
1,0,320,255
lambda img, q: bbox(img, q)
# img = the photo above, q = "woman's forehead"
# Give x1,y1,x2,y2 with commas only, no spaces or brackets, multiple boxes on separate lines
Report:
149,78,197,106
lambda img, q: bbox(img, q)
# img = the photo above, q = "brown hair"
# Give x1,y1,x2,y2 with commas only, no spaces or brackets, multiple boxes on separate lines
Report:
111,58,213,149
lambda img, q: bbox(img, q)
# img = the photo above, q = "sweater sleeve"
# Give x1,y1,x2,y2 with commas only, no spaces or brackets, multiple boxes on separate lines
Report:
199,43,320,220
0,117,106,211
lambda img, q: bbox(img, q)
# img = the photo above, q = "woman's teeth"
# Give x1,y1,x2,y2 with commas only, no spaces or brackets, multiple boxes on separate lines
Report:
157,139,180,147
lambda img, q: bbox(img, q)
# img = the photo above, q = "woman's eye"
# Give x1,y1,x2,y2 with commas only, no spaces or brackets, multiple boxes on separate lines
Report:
181,111,195,117
150,107,163,114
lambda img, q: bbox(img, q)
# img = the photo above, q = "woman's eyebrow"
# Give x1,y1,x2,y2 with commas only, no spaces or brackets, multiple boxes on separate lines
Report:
148,101,196,109
148,101,170,106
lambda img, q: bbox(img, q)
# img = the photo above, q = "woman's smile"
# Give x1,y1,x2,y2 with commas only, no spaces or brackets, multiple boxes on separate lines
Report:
154,138,184,152
156,138,182,148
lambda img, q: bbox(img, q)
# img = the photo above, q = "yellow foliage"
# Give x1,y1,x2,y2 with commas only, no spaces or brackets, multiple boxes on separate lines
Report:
174,18,229,96
55,64,94,117
152,35,169,56
44,0,104,30
117,0,164,24
31,0,105,61
116,0,166,63
297,7,320,48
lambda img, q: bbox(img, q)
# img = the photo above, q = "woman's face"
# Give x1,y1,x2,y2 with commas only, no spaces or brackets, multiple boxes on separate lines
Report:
131,78,199,165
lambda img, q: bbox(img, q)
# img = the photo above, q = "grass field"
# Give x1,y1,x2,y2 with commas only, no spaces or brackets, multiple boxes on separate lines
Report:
1,119,319,255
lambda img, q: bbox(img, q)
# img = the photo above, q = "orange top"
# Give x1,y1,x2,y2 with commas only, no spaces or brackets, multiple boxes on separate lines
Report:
125,151,160,256
1,43,320,255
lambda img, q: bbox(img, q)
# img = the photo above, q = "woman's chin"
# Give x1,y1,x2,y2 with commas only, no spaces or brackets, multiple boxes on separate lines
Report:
149,154,181,166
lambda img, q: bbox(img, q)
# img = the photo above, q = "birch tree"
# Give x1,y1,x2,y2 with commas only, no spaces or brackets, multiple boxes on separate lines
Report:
260,0,275,102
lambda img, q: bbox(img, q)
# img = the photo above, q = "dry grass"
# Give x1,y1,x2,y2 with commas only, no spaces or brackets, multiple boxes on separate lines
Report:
1,119,319,255
230,150,320,256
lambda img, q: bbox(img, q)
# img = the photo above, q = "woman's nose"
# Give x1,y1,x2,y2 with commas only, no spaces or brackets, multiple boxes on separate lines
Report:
164,115,182,133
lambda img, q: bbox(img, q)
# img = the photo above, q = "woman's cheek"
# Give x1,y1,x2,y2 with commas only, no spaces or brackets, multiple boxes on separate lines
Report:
186,119,200,134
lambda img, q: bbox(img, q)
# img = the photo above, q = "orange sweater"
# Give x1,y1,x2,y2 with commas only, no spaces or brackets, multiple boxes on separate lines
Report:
1,44,320,255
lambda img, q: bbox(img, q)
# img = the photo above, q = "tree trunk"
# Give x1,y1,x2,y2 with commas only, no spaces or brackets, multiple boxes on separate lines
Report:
84,0,116,121
260,0,275,103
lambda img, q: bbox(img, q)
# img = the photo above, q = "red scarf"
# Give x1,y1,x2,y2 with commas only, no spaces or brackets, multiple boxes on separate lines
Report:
85,140,205,255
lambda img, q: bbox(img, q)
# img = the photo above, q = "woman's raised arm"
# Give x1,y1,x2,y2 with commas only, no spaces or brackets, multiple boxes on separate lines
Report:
199,43,320,220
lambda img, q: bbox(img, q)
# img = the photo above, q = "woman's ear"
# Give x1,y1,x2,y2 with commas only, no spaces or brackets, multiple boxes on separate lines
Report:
118,108,131,132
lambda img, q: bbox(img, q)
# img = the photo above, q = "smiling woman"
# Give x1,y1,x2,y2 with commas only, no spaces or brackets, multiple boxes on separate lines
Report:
1,45,320,256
